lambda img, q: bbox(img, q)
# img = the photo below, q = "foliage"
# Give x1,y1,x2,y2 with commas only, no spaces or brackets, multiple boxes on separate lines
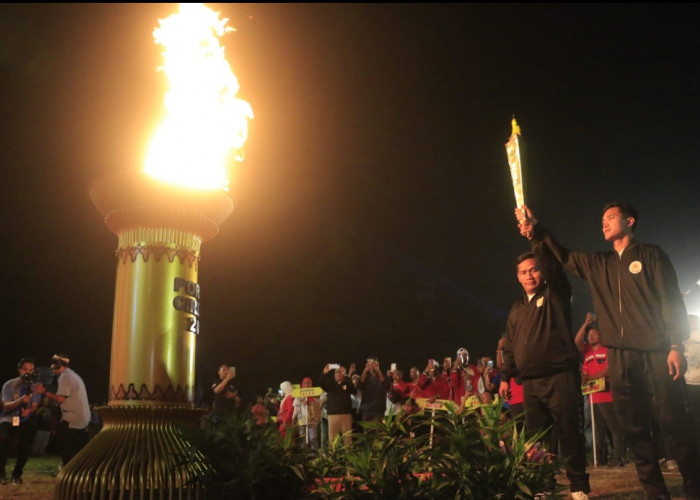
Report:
184,403,566,499
310,411,434,499
427,401,565,499
182,413,316,499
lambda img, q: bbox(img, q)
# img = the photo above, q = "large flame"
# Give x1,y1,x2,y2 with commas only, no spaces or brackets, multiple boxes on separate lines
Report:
144,3,253,191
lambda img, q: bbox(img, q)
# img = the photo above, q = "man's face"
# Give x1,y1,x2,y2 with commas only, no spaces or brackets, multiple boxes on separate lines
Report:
302,379,312,388
517,258,542,295
218,365,229,380
335,367,346,382
602,207,634,242
409,367,419,380
587,328,601,346
18,362,34,376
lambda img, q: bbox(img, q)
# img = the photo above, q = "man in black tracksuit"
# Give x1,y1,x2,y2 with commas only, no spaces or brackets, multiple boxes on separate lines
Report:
499,240,590,497
518,202,700,500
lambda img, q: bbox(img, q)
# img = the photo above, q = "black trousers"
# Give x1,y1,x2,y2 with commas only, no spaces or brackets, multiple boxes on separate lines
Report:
0,419,37,479
523,369,590,494
55,420,90,466
607,348,700,499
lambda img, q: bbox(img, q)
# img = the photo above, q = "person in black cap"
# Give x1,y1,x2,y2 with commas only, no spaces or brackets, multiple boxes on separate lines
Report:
34,354,91,465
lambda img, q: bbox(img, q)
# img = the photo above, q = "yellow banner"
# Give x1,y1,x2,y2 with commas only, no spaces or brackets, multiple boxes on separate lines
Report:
464,395,482,408
291,387,323,398
581,377,606,395
415,398,453,410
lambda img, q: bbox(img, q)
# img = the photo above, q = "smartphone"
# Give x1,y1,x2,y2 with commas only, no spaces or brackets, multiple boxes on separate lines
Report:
329,363,340,370
390,363,397,372
229,366,236,377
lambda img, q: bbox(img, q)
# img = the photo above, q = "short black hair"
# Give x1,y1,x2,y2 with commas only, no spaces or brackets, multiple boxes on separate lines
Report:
17,357,36,370
603,202,639,233
585,322,599,334
516,251,535,266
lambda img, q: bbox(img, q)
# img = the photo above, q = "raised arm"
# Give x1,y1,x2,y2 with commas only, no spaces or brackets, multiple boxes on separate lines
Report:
574,313,595,354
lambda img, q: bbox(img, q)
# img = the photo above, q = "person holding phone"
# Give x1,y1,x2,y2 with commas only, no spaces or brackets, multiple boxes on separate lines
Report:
476,356,498,403
448,348,479,405
417,359,451,401
211,364,238,428
320,363,356,446
358,356,390,425
387,367,410,414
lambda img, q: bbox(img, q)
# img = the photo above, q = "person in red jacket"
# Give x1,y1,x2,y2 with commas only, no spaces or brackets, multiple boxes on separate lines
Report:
417,360,451,400
496,335,524,432
387,368,411,413
277,381,294,437
407,366,421,399
575,313,626,467
448,348,480,405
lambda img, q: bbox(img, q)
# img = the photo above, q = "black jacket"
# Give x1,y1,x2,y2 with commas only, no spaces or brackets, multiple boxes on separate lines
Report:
502,240,580,381
533,224,689,351
320,371,356,415
358,372,391,414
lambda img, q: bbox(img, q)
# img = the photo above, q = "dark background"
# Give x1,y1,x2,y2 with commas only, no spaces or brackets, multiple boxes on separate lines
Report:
1,4,700,404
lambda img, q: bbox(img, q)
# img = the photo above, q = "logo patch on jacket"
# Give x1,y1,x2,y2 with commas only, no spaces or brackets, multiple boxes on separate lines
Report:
629,261,642,274
536,297,544,307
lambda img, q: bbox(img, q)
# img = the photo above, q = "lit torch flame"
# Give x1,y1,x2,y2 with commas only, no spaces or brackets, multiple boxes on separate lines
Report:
144,3,253,191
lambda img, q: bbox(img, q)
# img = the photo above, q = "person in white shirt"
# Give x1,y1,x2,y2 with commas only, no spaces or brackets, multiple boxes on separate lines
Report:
35,354,91,465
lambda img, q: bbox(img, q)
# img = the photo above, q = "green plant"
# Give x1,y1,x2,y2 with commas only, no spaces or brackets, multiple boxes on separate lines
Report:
184,403,566,499
311,411,434,499
182,413,316,499
427,401,565,499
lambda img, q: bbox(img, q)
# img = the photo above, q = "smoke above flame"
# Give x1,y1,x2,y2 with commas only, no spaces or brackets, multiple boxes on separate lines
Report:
144,3,253,191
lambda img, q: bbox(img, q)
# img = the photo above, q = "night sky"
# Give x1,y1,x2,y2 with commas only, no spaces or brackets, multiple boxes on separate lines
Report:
2,4,700,404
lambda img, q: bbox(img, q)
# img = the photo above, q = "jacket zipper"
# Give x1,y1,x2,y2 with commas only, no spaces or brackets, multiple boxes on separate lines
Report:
618,252,624,339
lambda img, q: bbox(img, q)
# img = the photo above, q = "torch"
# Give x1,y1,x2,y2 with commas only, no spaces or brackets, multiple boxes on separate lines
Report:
56,4,253,499
505,116,526,219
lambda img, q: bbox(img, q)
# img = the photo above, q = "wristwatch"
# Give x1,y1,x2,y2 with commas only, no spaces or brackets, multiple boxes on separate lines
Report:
670,344,684,353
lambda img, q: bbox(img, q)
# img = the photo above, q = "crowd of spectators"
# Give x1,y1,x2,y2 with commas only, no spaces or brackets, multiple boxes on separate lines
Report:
202,312,699,473
205,347,511,451
204,314,699,472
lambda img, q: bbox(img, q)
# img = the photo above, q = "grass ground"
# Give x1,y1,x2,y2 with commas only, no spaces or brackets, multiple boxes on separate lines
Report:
0,455,686,499
0,455,59,500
